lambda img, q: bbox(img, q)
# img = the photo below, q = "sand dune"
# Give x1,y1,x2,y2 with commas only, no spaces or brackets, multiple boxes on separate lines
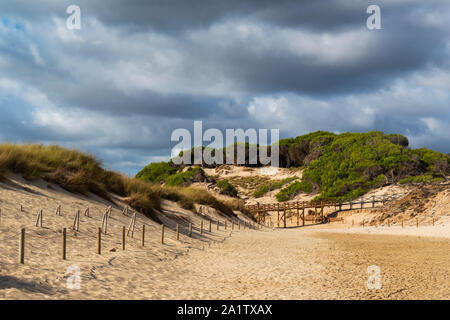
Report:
0,175,449,299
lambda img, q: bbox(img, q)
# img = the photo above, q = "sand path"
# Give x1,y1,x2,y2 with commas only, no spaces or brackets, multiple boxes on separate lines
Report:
145,227,450,300
3,225,448,299
1,176,448,300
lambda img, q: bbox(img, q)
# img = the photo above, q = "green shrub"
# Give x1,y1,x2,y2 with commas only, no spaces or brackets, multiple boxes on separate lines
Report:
399,174,444,184
295,131,449,201
164,166,205,187
135,161,177,183
253,177,298,198
217,180,238,197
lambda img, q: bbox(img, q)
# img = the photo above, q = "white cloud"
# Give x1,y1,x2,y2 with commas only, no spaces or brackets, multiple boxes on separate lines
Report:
29,44,44,66
246,65,449,142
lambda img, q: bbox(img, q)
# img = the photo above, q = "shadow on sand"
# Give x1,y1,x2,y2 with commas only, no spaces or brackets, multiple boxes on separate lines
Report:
0,275,53,295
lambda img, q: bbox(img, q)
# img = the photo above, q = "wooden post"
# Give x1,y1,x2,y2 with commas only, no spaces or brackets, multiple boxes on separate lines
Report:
321,200,324,222
161,225,165,244
189,223,192,237
77,209,80,231
283,206,286,228
200,221,203,234
62,228,67,260
225,221,227,230
302,202,305,226
176,224,180,241
0,208,2,226
257,202,260,224
55,205,61,216
122,226,126,250
296,201,299,226
401,220,404,228
314,203,317,223
19,228,25,264
372,196,375,208
361,198,363,209
103,212,108,234
217,220,219,231
209,220,212,232
416,218,419,228
349,201,353,210
97,227,101,255
142,225,145,246
277,203,280,228
238,221,240,230
231,221,234,230
84,207,90,217
127,212,136,238
35,209,43,227
262,207,266,225
73,210,80,232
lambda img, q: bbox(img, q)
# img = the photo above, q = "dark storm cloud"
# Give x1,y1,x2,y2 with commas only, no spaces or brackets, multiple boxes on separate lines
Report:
0,0,449,173
1,0,361,32
3,0,448,99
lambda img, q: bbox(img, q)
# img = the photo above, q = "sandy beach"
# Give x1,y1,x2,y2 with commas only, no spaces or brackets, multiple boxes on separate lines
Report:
0,175,449,300
1,224,449,300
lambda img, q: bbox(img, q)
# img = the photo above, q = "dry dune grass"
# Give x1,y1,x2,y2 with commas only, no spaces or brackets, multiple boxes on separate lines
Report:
0,144,239,223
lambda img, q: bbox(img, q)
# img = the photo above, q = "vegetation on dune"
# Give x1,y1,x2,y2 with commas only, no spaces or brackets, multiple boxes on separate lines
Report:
278,131,336,149
399,174,444,184
135,161,177,184
175,142,272,168
136,162,208,187
155,186,236,217
0,144,237,222
275,181,313,202
164,166,207,187
253,177,298,198
272,131,448,202
224,175,270,192
297,131,449,201
137,130,450,202
216,179,238,197
0,144,120,199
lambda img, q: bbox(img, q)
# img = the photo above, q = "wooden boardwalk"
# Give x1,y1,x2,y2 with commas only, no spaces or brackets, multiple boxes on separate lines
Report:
245,194,405,228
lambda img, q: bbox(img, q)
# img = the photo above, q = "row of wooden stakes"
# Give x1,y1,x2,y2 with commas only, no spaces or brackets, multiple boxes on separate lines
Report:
356,217,432,228
15,216,261,264
26,204,128,233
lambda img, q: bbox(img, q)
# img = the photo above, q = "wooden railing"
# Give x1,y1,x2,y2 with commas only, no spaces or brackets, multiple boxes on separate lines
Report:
244,193,407,227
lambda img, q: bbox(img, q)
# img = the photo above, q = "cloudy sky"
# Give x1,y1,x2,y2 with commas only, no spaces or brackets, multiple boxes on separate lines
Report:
0,0,449,175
